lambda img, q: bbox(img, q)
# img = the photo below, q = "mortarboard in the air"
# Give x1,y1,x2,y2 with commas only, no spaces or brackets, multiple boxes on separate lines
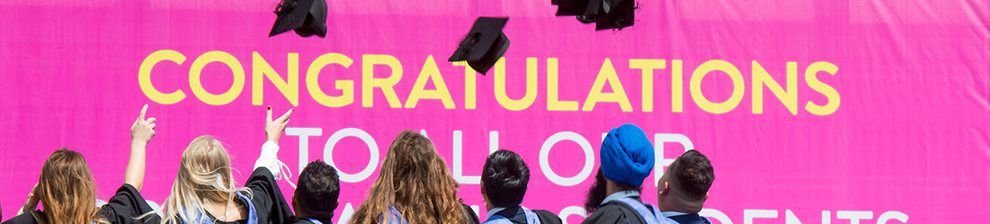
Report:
448,17,510,75
269,0,328,37
553,0,636,30
587,0,635,30
553,0,590,16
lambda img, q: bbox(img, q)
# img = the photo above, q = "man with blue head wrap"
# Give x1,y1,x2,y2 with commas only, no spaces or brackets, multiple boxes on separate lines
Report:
582,124,675,224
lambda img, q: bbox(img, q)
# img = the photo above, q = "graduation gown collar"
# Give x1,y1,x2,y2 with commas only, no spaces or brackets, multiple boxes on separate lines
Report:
600,190,641,206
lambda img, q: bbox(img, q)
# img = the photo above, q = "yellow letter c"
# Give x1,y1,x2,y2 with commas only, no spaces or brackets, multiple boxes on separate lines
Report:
139,50,187,104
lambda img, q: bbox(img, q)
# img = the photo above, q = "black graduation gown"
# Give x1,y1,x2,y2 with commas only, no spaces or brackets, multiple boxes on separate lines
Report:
243,168,295,224
489,206,562,224
2,184,161,224
580,197,655,224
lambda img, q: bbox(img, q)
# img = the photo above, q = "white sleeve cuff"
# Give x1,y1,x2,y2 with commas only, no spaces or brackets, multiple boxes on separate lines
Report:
254,141,281,177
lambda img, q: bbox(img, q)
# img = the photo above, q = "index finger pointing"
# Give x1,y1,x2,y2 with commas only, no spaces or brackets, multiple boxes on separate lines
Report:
139,104,148,120
277,108,293,122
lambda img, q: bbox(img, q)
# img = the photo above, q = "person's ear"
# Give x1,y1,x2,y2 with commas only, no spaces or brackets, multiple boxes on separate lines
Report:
292,194,300,210
702,192,709,202
480,181,486,195
659,181,670,196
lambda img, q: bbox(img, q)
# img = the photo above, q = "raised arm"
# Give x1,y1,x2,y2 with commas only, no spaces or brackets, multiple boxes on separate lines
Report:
254,106,292,176
126,104,156,191
245,107,298,223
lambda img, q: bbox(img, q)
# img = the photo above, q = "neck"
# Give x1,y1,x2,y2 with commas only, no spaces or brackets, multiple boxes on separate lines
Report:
659,193,703,213
205,199,244,221
484,201,493,211
298,210,331,223
605,181,636,196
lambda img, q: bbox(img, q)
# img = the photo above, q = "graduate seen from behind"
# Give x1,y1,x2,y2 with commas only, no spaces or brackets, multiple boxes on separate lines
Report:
657,150,714,224
289,160,341,224
351,131,481,224
158,106,295,224
3,105,161,224
582,124,673,224
480,150,562,224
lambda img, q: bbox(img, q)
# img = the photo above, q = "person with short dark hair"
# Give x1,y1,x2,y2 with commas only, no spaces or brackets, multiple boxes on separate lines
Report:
481,150,562,224
290,160,341,224
582,124,673,224
657,150,715,224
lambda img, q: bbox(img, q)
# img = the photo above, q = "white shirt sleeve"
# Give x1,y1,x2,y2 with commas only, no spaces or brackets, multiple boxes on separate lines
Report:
254,140,282,177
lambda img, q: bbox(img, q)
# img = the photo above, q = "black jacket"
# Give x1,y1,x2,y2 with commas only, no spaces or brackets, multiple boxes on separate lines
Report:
581,197,658,224
2,184,160,224
243,168,295,224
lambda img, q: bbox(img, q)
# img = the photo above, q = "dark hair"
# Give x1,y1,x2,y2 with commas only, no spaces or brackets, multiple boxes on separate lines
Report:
584,169,644,213
583,171,608,213
482,150,530,208
668,150,714,200
294,160,340,219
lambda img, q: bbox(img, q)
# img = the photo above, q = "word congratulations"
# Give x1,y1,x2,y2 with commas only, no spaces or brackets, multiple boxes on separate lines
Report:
139,50,840,115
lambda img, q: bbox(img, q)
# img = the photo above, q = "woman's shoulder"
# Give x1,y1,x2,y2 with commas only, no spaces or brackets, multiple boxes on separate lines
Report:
3,210,42,224
98,184,161,223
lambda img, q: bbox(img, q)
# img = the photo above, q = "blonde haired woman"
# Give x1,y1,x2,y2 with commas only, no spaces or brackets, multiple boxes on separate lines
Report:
351,131,480,224
4,105,161,224
159,107,295,224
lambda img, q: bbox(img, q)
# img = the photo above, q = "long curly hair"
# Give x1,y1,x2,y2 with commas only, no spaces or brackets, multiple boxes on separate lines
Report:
351,131,467,224
30,148,107,224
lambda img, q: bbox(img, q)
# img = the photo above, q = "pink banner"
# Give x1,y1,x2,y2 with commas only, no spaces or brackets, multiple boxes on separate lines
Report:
2,0,989,223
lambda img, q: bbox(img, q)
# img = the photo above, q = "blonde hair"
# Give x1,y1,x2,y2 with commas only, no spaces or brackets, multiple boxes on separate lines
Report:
351,131,467,224
161,135,250,224
31,148,107,224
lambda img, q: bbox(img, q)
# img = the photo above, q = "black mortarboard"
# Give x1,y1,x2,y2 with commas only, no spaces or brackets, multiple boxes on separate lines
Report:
588,0,635,30
269,0,328,37
553,0,590,16
553,0,636,30
448,17,510,75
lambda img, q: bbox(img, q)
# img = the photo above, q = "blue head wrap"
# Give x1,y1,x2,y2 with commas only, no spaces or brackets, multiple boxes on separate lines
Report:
600,124,655,187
